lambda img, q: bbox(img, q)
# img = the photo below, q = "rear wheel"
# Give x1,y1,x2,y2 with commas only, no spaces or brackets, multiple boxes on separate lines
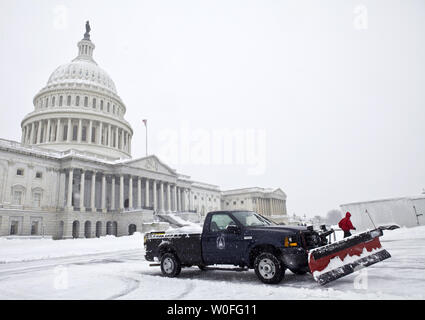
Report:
160,253,181,277
198,265,207,271
254,252,285,284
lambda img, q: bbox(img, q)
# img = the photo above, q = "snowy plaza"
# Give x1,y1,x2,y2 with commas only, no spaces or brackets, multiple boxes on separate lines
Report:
0,226,424,300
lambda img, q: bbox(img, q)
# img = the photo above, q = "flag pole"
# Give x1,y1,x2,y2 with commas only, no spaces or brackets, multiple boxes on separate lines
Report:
365,209,376,229
143,119,148,156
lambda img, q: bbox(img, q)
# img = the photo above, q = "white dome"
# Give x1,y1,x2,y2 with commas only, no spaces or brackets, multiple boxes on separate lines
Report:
47,59,117,94
21,28,133,161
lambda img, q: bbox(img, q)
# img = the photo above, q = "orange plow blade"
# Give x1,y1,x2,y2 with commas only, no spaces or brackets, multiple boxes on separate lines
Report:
308,228,391,285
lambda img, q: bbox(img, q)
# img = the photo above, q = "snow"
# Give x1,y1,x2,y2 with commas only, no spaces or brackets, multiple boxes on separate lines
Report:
0,233,144,263
163,214,203,234
0,226,424,299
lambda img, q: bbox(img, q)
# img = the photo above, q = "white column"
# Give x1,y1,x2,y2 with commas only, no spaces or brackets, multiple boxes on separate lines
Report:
145,179,149,208
180,188,185,212
67,118,72,142
45,119,51,143
90,171,96,212
77,119,82,143
115,127,119,148
158,182,164,212
98,122,103,145
56,119,61,142
128,135,132,154
108,124,112,147
79,170,85,212
120,129,124,150
67,169,73,210
173,185,177,212
165,183,170,212
88,120,93,144
153,180,157,211
128,176,133,210
177,188,181,211
101,174,106,212
119,175,124,210
36,121,42,144
160,182,165,212
137,177,142,209
111,176,115,210
21,127,25,144
30,122,35,144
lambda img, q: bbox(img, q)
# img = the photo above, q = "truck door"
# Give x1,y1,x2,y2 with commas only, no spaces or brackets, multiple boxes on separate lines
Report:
202,213,243,265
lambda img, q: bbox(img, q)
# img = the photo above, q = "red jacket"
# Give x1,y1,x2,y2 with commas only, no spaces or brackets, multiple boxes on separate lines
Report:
338,212,355,231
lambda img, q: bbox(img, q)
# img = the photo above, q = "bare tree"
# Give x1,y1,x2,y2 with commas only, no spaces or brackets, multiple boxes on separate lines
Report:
326,209,342,225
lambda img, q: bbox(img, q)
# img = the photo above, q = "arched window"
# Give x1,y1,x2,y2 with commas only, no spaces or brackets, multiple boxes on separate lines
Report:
11,184,26,205
84,96,88,107
32,188,43,208
76,96,80,106
100,100,104,110
92,98,96,109
52,96,56,106
67,95,71,106
91,127,96,143
107,102,110,112
82,126,87,141
45,98,48,108
72,125,78,141
59,96,63,106
63,125,68,141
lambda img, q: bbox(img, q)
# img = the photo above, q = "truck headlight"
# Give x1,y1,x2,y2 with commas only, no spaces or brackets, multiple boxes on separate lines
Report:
284,236,298,247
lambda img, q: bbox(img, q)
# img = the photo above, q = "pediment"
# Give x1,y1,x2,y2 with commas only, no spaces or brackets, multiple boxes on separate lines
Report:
272,188,287,199
124,155,176,175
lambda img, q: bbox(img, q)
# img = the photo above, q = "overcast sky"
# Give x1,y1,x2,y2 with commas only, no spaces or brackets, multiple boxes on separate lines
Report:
1,0,424,218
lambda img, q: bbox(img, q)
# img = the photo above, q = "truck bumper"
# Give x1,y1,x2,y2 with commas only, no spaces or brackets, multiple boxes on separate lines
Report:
280,248,309,272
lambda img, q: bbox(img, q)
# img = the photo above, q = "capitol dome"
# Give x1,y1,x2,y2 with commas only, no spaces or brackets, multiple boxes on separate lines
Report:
20,22,133,160
46,59,117,95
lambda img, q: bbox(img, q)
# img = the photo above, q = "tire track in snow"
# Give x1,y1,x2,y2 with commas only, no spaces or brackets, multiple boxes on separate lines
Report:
173,281,196,300
106,275,141,300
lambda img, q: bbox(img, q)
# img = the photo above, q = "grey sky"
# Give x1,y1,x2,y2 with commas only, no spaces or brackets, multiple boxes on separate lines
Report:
1,0,424,218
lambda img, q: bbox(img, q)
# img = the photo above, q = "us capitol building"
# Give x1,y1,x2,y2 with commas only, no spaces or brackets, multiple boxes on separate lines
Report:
0,23,287,239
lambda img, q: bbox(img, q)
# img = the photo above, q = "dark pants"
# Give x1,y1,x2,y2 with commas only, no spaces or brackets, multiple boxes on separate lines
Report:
343,231,352,238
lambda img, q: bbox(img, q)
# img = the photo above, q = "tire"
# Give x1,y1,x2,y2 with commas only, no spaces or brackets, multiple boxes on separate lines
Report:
198,265,207,271
254,252,285,284
160,253,181,277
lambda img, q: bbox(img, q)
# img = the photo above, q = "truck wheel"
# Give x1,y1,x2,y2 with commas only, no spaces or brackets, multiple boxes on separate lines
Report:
198,265,207,271
160,253,181,277
254,252,285,284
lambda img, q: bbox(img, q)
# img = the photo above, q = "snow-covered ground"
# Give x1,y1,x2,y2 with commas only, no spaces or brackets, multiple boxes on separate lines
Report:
0,226,424,299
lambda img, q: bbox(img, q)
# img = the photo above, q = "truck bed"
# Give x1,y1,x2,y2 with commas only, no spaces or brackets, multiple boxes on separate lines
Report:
145,232,203,266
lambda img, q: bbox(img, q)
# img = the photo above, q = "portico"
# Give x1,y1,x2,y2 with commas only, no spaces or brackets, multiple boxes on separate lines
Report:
63,157,191,214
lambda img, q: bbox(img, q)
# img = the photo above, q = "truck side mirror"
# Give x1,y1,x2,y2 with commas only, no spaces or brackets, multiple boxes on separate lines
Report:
226,225,240,234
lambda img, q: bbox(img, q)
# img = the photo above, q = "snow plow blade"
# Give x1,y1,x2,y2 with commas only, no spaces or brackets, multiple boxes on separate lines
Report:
308,228,391,285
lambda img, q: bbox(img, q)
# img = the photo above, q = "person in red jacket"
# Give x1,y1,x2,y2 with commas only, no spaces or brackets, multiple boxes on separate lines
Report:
338,212,356,238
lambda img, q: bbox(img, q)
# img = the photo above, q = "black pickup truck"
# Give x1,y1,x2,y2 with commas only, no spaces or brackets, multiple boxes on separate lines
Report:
145,211,330,284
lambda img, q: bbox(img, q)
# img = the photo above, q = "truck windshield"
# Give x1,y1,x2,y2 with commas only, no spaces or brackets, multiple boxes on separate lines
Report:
232,211,276,227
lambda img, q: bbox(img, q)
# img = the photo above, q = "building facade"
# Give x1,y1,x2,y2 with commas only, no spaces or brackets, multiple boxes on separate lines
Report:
221,188,287,224
340,194,425,232
0,24,287,239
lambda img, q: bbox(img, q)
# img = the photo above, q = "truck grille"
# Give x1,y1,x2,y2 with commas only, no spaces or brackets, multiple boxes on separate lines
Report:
300,230,321,249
